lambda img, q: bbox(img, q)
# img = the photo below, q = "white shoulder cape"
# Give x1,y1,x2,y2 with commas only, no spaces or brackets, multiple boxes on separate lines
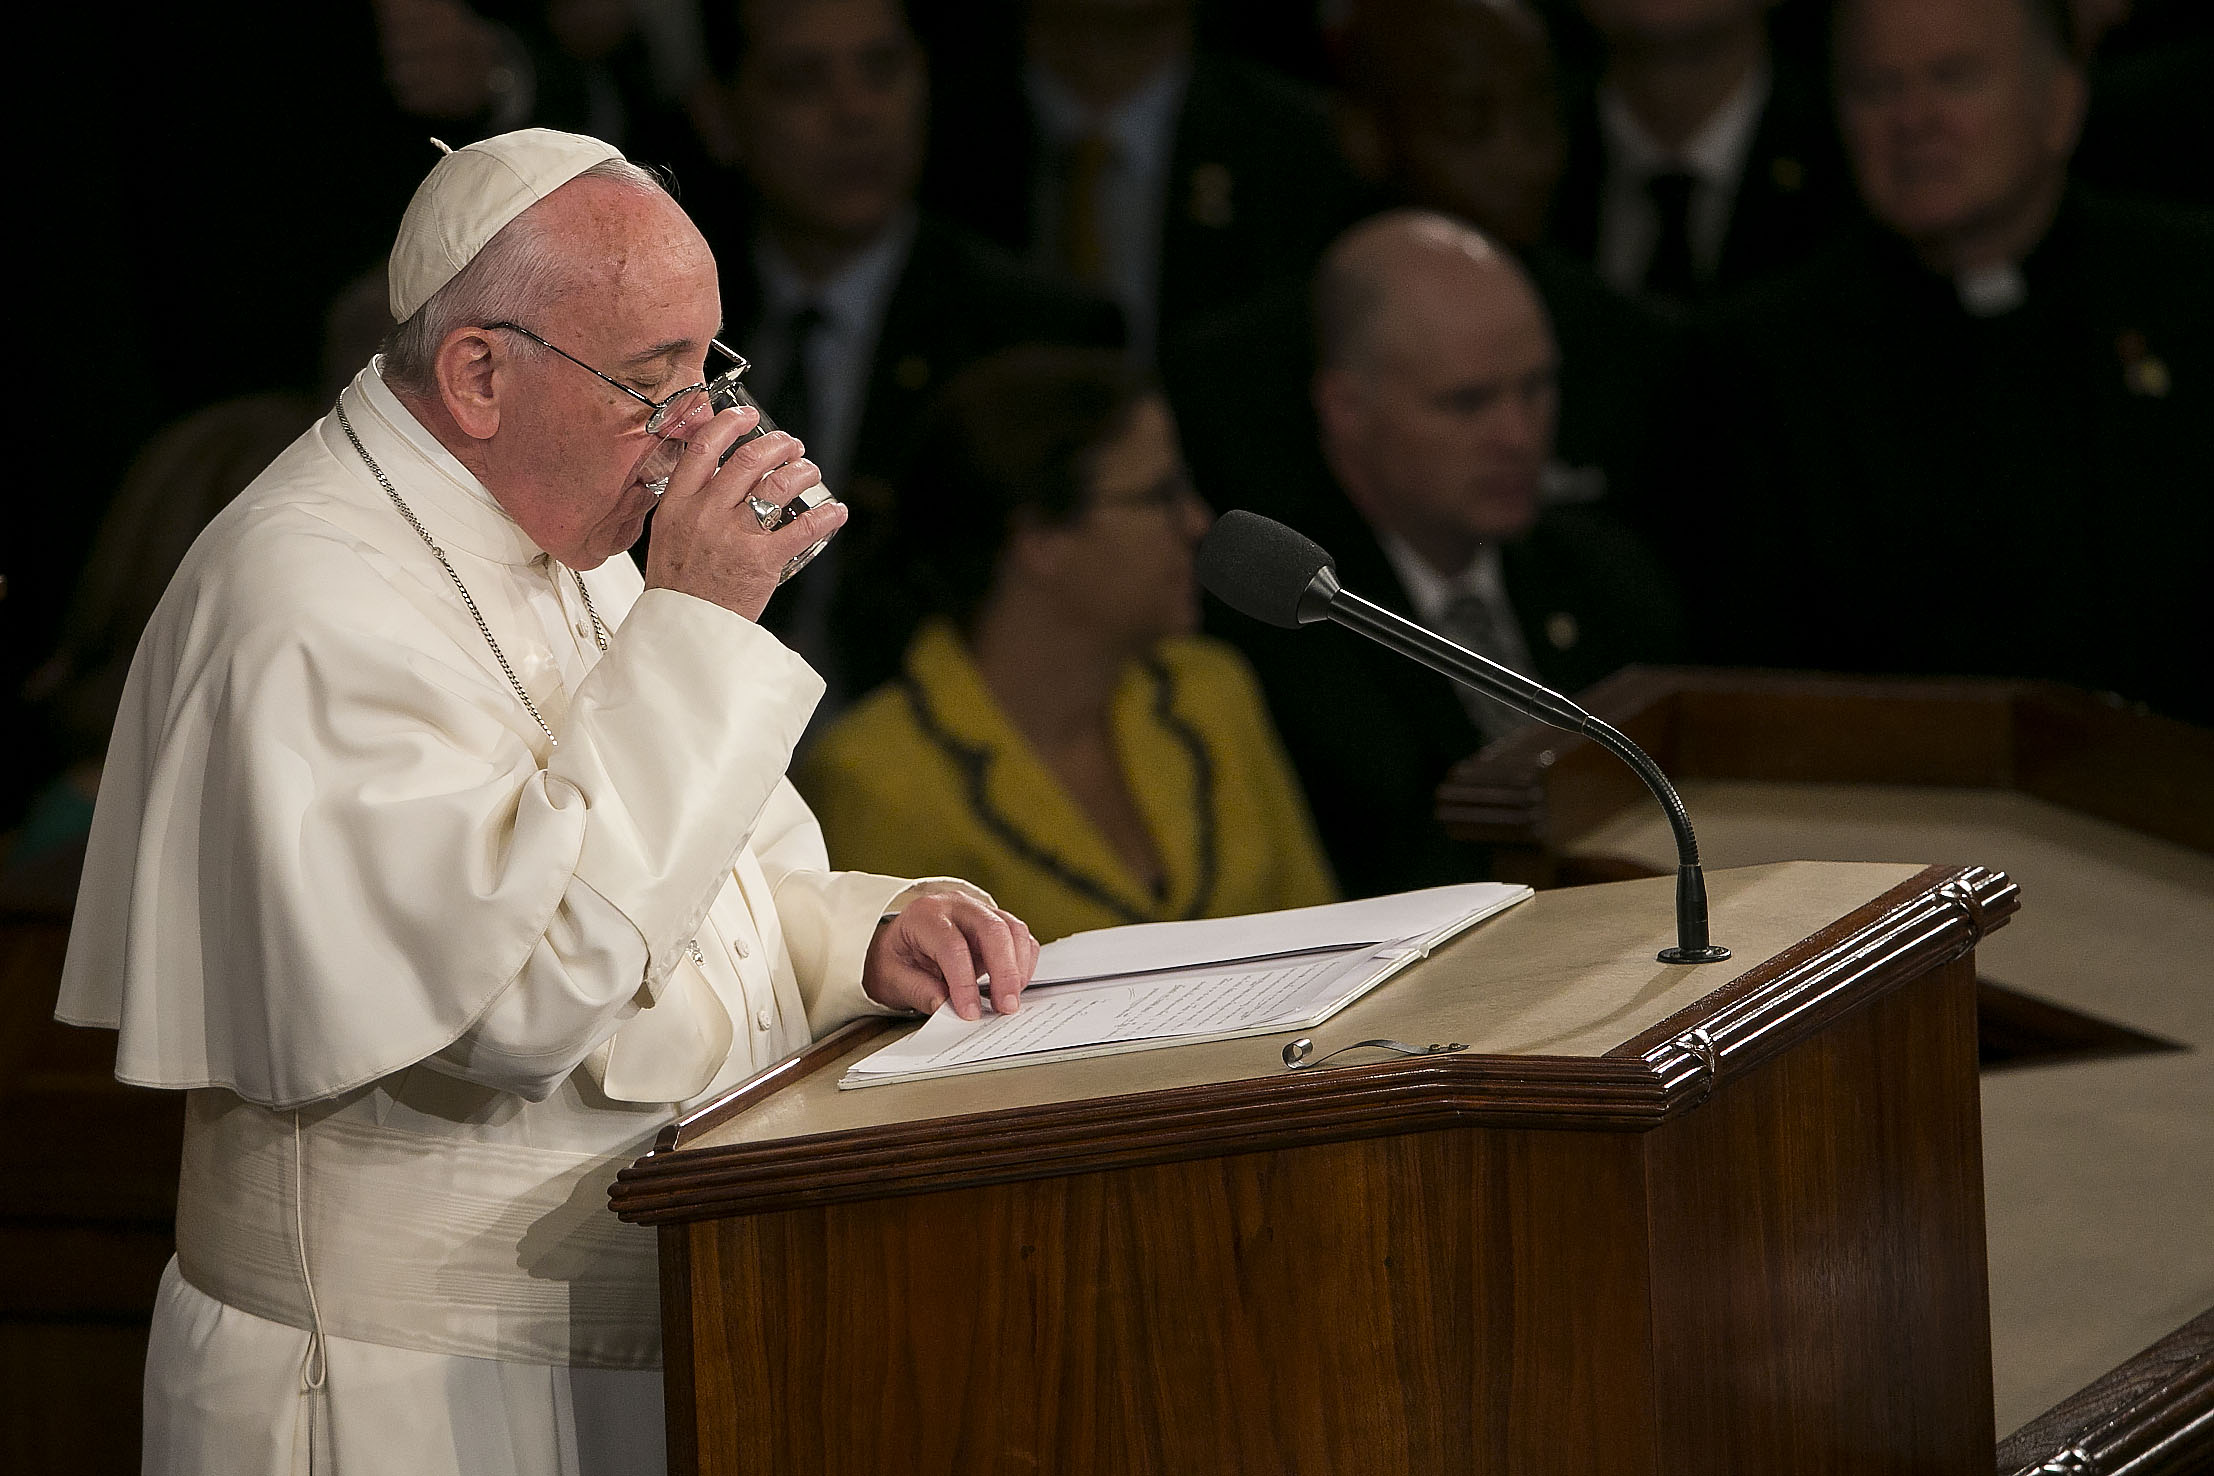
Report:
55,372,851,1108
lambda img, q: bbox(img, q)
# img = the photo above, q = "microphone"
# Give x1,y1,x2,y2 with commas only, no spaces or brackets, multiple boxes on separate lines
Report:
1198,509,1729,965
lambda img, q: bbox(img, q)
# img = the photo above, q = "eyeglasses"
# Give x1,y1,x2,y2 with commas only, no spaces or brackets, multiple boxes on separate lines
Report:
484,321,749,435
487,320,833,583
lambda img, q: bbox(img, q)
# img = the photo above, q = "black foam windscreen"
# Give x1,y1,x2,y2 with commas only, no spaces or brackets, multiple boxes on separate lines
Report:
1195,510,1337,629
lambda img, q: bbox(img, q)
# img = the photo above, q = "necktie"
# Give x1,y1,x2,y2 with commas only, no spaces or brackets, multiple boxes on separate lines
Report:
766,302,826,451
757,303,839,696
1057,133,1114,284
1643,170,1701,301
1438,592,1532,744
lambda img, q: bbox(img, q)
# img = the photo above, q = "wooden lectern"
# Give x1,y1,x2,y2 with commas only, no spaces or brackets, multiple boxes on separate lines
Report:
615,859,2016,1475
1433,668,2214,1471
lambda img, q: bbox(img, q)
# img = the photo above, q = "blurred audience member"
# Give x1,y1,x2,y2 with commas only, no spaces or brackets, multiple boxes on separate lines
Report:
922,0,1365,359
799,347,1336,941
697,0,1124,708
1549,0,1854,303
1677,0,2212,722
376,0,532,127
1219,212,1682,897
1169,0,1680,546
373,0,715,162
1338,0,1568,252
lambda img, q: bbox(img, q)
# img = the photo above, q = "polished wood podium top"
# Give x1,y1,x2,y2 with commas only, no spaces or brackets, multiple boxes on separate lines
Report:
613,859,2015,1225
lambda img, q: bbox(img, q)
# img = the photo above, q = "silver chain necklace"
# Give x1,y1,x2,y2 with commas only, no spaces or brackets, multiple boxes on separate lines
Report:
336,403,606,748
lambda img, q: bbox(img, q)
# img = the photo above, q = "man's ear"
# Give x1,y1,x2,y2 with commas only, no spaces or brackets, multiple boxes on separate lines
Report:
435,327,504,441
2045,61,2090,161
1313,367,1366,457
1314,367,1388,521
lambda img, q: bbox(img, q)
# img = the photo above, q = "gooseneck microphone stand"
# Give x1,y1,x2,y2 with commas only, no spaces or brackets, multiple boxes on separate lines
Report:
1199,510,1729,966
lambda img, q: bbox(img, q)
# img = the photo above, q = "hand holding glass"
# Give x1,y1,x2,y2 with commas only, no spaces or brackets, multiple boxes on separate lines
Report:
632,354,838,585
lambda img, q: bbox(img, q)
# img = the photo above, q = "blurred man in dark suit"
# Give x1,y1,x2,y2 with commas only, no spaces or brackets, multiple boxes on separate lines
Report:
1678,0,2212,724
373,0,717,162
1346,0,1673,520
1217,211,1682,896
1549,0,1855,304
920,0,1364,360
1170,0,1679,526
694,0,1124,706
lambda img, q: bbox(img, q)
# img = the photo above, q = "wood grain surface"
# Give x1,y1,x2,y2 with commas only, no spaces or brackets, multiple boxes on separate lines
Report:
640,865,2005,1474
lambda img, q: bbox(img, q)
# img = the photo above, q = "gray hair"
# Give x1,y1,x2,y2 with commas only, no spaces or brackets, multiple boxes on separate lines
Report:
381,157,672,395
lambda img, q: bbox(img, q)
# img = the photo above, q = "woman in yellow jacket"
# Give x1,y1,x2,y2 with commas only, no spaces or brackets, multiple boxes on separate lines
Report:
798,347,1335,942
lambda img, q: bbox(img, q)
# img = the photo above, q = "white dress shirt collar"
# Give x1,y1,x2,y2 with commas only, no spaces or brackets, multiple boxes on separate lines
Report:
1598,58,1769,189
1377,531,1510,629
1375,531,1536,731
1024,56,1190,358
1024,56,1191,179
1594,59,1771,292
753,209,916,337
749,210,917,493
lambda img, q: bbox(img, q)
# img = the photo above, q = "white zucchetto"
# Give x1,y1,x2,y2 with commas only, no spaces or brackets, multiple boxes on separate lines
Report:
387,127,624,322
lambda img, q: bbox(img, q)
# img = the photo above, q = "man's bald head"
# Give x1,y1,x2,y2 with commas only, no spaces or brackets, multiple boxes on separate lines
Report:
1316,209,1531,375
1312,211,1558,574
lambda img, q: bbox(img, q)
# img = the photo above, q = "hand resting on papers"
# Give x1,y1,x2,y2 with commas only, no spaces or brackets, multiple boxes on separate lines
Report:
863,891,1041,1020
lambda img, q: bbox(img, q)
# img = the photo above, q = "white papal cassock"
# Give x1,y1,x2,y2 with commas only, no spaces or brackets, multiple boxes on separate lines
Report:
56,362,960,1475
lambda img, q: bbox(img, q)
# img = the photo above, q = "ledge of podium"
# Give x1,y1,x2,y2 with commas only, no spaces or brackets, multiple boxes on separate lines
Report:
618,860,2016,1476
1433,666,2213,886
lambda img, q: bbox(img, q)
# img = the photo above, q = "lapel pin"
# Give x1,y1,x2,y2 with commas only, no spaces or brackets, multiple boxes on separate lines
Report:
2117,330,2171,398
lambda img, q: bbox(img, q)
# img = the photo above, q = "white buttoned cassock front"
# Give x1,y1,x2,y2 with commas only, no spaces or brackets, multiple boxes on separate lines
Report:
57,362,970,1475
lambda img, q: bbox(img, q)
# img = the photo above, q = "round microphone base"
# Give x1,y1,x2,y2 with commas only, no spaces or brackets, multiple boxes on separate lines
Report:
1657,944,1733,965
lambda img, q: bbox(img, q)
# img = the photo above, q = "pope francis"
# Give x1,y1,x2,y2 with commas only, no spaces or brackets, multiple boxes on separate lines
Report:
54,129,1039,1475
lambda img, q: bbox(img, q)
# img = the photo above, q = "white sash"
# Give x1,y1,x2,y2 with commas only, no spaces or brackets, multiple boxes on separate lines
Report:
174,1092,661,1370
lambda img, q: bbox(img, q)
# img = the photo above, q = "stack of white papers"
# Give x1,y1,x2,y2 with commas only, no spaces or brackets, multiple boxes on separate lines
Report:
840,882,1531,1090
